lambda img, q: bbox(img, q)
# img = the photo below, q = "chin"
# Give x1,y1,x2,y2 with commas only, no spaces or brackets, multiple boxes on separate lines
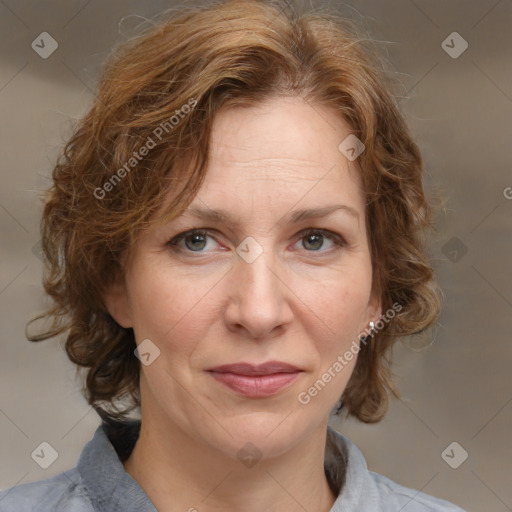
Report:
203,413,312,461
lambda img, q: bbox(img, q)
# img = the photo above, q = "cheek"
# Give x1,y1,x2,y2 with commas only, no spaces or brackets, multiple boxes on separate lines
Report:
128,262,218,355
297,274,370,405
301,266,372,341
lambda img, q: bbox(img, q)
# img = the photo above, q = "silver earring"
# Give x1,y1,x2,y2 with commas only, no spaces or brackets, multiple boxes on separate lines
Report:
359,321,376,342
359,321,375,342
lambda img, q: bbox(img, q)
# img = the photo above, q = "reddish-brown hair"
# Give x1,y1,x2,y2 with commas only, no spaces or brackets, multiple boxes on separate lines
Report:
28,0,443,423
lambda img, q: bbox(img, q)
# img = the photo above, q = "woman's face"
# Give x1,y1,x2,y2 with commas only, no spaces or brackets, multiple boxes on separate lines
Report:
106,96,381,459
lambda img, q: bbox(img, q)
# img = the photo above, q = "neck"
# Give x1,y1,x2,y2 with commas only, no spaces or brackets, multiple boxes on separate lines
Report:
123,414,338,512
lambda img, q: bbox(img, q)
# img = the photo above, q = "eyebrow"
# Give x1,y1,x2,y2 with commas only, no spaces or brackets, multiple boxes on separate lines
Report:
182,204,360,227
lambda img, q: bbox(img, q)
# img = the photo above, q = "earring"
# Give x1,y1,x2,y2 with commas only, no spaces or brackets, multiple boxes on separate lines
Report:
359,321,376,342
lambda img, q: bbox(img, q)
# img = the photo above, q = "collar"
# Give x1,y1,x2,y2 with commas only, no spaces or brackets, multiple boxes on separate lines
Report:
77,420,156,511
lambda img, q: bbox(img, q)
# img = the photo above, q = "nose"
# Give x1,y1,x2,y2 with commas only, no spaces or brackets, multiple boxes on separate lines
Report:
223,243,294,339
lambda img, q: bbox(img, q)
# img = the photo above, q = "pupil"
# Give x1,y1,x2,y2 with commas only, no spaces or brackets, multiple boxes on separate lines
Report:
305,234,322,250
187,234,206,251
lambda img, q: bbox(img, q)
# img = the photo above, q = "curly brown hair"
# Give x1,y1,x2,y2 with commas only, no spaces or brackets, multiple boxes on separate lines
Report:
27,0,443,424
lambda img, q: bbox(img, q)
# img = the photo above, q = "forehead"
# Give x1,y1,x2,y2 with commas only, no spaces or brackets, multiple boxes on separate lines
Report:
198,96,366,208
148,96,368,234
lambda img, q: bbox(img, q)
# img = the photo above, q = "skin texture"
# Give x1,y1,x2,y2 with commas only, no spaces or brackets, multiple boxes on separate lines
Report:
104,95,381,512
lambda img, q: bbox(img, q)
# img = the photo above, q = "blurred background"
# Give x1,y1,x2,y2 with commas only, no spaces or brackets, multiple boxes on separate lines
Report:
0,1,511,510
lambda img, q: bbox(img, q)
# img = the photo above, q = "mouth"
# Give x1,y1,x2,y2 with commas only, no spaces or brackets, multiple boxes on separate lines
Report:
207,361,303,397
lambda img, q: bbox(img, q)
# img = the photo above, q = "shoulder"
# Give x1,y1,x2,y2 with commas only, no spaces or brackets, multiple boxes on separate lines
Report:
0,469,94,512
367,470,467,511
326,427,467,512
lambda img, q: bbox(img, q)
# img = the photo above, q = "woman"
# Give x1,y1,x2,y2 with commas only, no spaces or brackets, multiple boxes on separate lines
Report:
0,1,466,510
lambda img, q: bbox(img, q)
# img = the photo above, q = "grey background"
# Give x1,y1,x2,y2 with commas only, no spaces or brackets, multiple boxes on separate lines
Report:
0,1,511,511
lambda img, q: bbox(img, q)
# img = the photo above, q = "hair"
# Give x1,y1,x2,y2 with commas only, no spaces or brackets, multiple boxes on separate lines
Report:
27,0,443,424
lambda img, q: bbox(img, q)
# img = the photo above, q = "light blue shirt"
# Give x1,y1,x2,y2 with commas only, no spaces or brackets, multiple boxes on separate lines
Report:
0,421,466,511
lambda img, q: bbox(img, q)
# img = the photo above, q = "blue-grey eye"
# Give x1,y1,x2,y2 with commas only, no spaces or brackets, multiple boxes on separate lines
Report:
297,229,345,252
170,230,211,252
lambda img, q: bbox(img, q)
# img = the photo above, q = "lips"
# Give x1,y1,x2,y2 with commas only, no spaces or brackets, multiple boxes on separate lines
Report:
207,361,302,397
207,361,301,376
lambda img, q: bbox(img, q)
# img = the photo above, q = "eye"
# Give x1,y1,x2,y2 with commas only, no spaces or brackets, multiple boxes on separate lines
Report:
168,229,220,253
293,229,346,254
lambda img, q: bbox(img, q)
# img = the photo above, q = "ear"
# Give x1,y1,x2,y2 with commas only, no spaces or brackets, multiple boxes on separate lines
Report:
102,278,133,329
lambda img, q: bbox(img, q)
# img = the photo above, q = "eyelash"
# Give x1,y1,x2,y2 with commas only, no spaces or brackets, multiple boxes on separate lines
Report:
167,228,347,256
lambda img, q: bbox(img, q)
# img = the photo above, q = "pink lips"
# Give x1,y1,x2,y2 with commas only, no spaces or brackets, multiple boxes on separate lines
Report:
207,362,302,397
